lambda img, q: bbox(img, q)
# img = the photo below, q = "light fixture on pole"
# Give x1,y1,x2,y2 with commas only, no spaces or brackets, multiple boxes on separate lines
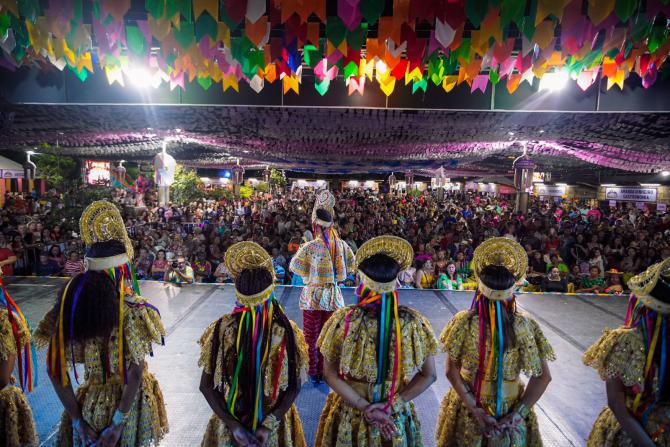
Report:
24,149,37,180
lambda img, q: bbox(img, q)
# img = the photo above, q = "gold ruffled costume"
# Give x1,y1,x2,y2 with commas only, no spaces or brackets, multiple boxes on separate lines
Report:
315,306,439,447
435,310,555,446
198,241,309,447
34,295,168,447
198,317,309,447
0,308,38,447
583,327,669,446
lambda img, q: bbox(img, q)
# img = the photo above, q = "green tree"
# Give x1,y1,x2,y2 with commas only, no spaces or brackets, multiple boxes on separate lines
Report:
239,185,254,199
270,168,287,187
34,153,78,188
255,182,270,193
171,166,205,204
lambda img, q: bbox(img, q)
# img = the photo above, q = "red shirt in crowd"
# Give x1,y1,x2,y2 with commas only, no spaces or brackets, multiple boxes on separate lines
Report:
0,247,15,276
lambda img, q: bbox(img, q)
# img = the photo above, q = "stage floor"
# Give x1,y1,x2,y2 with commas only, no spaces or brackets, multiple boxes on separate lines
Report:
6,277,628,447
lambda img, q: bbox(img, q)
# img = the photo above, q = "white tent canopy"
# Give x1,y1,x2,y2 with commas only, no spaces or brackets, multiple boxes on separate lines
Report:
0,155,24,179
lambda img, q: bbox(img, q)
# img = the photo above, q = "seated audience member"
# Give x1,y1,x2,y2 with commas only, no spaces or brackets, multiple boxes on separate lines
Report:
63,251,85,277
577,266,606,293
36,252,61,276
603,268,625,294
0,236,17,276
133,247,154,279
414,259,435,289
527,250,547,286
213,261,233,283
164,256,194,284
398,265,417,288
546,253,569,276
192,251,212,283
151,249,169,280
542,267,568,293
436,261,463,290
47,244,66,267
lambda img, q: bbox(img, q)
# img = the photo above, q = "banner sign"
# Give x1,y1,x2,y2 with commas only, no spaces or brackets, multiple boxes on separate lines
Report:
657,203,667,212
0,169,24,179
535,184,566,197
605,187,657,203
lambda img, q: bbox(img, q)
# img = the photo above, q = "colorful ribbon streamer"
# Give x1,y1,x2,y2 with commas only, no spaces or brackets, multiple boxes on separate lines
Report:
0,277,38,392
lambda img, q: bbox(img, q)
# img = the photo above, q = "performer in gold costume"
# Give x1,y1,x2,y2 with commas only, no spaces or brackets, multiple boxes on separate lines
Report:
583,257,670,447
198,241,308,447
35,201,168,447
315,235,438,447
0,275,38,446
436,237,555,447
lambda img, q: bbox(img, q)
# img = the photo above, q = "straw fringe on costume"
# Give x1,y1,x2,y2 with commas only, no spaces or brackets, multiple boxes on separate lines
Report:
314,305,439,447
435,310,555,447
0,308,38,447
198,316,309,447
35,297,168,447
583,292,670,446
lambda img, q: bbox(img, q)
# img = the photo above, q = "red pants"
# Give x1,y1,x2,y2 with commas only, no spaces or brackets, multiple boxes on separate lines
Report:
303,310,333,377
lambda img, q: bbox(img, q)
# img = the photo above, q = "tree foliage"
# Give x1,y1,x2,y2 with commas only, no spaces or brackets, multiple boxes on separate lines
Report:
34,153,78,188
270,168,287,187
239,185,254,199
171,166,205,204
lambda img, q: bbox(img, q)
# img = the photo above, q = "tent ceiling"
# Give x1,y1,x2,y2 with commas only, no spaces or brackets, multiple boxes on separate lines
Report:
1,104,669,176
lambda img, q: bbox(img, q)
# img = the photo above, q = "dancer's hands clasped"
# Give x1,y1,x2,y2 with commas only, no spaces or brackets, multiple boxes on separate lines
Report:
363,402,398,441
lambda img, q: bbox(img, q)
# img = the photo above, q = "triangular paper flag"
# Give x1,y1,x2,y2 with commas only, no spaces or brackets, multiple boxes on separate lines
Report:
223,73,239,92
348,76,365,95
506,73,522,93
282,73,300,94
434,18,456,48
606,69,625,90
471,74,488,93
442,75,458,92
249,73,264,92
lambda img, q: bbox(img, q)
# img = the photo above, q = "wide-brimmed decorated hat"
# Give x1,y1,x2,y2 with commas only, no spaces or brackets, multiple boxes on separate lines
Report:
80,200,133,270
472,237,527,300
312,190,336,228
224,241,276,306
355,235,413,293
628,257,670,314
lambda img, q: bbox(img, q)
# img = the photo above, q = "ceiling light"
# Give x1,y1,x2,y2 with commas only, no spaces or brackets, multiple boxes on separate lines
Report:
662,170,670,177
539,129,545,133
508,131,515,136
601,184,617,187
128,67,154,89
26,150,36,155
640,183,660,187
539,70,569,92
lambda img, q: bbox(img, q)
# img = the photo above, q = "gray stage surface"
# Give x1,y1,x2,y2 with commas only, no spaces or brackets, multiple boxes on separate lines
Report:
5,277,628,447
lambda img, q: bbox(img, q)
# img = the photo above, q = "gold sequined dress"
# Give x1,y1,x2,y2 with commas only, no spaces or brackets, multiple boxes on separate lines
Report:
583,327,670,446
35,295,168,447
0,308,38,447
315,306,439,447
198,315,309,447
436,310,556,447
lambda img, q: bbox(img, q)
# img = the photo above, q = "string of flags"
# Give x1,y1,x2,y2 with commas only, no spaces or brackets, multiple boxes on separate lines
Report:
0,0,668,97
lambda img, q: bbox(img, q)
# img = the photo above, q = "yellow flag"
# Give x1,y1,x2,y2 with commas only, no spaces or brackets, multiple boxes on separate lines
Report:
606,69,625,90
223,73,239,92
442,75,458,92
282,74,299,95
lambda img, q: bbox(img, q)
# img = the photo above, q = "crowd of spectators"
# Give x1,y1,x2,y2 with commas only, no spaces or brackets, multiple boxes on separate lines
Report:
1,186,669,295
